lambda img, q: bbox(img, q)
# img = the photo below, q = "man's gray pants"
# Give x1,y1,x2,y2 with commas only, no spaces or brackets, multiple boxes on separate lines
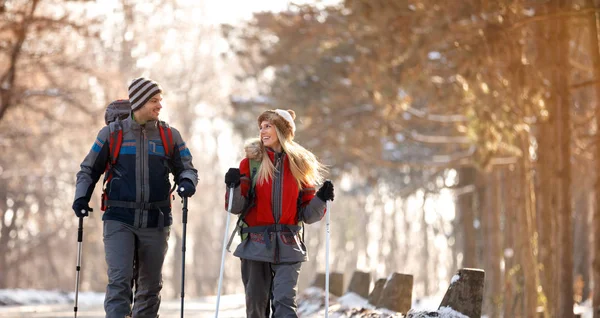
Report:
241,259,301,318
103,220,170,318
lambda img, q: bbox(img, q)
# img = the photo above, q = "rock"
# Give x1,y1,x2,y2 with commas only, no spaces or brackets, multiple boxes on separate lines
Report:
310,272,344,297
367,278,386,306
438,268,485,318
377,273,413,314
347,271,371,298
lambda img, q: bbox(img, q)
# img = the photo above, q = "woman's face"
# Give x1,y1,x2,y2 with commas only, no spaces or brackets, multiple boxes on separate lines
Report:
259,120,281,150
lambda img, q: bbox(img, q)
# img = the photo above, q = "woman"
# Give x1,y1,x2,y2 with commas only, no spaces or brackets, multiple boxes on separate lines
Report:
224,109,335,317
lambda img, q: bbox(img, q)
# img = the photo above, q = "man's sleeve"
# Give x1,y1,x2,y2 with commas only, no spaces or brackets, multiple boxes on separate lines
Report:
74,126,110,202
170,127,198,186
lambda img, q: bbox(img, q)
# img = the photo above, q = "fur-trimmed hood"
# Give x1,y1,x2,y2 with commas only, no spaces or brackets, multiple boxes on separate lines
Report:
244,138,263,160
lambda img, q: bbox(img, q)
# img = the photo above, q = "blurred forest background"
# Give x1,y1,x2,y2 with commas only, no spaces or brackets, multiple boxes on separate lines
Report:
1,0,600,317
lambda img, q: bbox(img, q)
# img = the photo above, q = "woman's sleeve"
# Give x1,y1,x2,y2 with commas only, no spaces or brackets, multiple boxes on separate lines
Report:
224,158,250,214
298,184,327,224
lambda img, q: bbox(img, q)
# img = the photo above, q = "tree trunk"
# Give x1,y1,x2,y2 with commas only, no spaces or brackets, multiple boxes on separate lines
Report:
573,191,590,305
421,191,430,296
482,170,501,318
536,107,558,317
456,166,477,268
503,168,517,317
0,185,8,289
516,134,540,318
586,0,600,316
556,0,574,315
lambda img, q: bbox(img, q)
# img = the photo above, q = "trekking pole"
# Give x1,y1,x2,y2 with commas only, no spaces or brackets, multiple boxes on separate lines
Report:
181,197,189,318
74,208,92,318
215,186,235,318
325,201,331,318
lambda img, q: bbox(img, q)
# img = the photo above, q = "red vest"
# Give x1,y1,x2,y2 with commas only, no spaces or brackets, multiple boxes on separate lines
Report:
239,150,315,227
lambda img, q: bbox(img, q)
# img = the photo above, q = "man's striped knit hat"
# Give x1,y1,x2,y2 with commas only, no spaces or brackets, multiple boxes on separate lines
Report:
128,77,162,111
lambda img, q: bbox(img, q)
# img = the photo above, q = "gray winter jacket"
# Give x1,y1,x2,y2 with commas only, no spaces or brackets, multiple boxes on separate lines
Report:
75,115,198,228
226,139,326,263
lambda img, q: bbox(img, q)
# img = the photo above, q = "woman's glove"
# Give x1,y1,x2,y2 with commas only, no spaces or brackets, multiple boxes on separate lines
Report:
316,180,334,201
225,168,241,188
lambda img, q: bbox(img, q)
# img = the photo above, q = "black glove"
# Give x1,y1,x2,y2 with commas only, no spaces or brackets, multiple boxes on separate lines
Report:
177,179,196,198
316,180,334,202
225,168,241,188
72,197,92,218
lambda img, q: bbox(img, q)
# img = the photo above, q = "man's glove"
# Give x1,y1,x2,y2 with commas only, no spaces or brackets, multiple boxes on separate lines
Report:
72,197,92,218
316,180,335,202
177,179,196,198
225,168,241,188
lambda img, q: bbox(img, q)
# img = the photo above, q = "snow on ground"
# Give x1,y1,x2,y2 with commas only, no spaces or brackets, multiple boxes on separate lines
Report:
297,287,469,317
0,289,104,307
0,288,594,317
574,298,593,318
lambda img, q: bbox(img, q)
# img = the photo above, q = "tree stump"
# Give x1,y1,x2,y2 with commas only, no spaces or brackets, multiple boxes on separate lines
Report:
330,272,344,296
377,273,413,314
347,271,371,298
368,278,386,306
310,272,344,296
439,268,485,318
311,272,326,290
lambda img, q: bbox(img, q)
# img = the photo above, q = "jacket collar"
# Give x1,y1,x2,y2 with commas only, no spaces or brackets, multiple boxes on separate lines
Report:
244,138,286,161
126,115,158,131
265,147,285,162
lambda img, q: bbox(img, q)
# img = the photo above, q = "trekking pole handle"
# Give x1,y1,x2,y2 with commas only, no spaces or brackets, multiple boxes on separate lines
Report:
77,217,84,242
182,197,188,224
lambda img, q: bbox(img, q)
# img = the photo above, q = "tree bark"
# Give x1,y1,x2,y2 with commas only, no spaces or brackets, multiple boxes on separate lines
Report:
556,1,574,316
516,134,540,318
585,0,600,316
482,170,501,318
536,106,558,317
502,168,517,317
456,166,477,268
421,191,430,296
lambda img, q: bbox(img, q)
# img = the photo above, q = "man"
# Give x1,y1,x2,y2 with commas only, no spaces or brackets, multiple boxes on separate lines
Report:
73,77,198,317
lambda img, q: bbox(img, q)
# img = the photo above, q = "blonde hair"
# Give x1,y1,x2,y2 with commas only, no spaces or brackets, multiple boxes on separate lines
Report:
256,124,327,189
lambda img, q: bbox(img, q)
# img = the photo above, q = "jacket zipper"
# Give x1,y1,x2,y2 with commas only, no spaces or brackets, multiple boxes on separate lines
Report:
273,153,284,263
140,126,146,228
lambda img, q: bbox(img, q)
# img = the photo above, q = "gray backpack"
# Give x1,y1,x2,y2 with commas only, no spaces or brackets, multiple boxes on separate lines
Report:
104,99,131,124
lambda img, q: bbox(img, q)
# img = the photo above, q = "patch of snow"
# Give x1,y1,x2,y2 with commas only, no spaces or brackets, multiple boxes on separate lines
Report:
450,274,460,285
574,298,593,318
428,52,441,60
407,306,468,318
0,289,104,307
337,292,370,309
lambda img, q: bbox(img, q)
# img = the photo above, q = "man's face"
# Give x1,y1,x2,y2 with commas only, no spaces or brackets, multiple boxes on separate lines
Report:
136,93,163,122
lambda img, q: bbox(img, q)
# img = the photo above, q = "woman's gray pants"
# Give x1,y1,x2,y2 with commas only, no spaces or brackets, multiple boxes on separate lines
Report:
241,259,301,318
103,220,170,318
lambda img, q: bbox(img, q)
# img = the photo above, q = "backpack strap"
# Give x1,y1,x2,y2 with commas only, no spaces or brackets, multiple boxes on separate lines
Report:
158,121,174,158
101,121,124,211
249,159,260,189
296,188,305,242
108,121,124,166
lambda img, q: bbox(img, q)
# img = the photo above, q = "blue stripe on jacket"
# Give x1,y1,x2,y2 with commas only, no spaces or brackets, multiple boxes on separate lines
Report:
118,140,167,156
91,138,104,152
